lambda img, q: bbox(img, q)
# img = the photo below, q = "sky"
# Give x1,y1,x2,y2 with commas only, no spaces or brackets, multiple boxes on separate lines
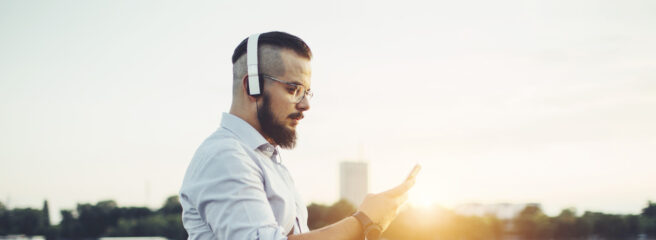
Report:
1,0,655,222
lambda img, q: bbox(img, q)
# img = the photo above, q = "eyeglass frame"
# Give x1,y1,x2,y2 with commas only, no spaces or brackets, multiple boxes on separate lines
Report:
261,74,313,103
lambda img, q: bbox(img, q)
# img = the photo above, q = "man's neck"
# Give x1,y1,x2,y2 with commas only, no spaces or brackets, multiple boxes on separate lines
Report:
228,109,277,146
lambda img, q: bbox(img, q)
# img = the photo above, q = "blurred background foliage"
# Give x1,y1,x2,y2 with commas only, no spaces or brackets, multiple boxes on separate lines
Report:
1,198,655,240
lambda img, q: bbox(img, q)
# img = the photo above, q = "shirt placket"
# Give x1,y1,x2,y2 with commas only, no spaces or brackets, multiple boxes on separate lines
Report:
272,148,302,235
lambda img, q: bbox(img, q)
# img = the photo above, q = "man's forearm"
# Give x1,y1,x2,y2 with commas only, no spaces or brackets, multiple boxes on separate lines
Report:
288,216,362,240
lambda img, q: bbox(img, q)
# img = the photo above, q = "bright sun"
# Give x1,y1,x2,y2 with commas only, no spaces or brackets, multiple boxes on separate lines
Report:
409,191,435,208
406,171,440,209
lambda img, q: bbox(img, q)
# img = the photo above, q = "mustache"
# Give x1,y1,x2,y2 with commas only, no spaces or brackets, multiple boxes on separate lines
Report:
288,112,304,119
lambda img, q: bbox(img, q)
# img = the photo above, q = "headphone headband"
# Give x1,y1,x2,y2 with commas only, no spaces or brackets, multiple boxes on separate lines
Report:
247,33,261,96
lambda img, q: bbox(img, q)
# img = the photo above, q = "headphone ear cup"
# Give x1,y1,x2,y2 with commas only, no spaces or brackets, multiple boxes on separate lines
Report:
246,75,263,97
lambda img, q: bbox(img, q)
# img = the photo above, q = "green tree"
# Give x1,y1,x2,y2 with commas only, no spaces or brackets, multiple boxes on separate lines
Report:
640,216,656,236
161,213,187,240
40,200,60,240
132,216,167,236
514,204,553,239
8,208,44,236
306,203,329,230
59,210,81,239
42,200,50,227
76,200,120,238
0,201,9,235
640,201,656,236
160,196,182,215
581,211,638,239
117,206,152,219
642,201,656,218
306,200,356,230
553,208,575,239
323,199,356,225
484,214,504,240
158,195,186,240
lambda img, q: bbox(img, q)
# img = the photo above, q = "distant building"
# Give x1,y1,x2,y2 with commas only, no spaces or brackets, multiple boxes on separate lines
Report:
339,161,368,206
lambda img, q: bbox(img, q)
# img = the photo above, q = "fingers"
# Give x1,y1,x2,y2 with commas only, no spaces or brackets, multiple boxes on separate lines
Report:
405,164,422,181
382,177,416,197
396,192,409,206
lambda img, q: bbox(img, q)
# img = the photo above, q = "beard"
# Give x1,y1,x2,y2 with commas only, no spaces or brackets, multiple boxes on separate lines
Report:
257,94,298,149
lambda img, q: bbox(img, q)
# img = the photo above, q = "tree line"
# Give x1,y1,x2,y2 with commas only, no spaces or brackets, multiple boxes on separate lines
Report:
1,197,655,240
309,200,656,240
0,196,186,239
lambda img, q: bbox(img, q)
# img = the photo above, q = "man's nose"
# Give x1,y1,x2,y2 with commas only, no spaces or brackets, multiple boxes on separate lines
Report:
296,96,310,111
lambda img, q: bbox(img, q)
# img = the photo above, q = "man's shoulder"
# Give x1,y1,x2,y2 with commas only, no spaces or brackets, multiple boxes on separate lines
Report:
182,127,262,185
179,127,264,208
194,127,250,161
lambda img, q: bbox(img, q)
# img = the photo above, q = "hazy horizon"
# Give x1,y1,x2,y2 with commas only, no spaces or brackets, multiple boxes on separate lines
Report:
1,0,655,223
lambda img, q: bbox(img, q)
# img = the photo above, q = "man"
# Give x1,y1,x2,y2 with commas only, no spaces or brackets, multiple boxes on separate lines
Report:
179,31,417,240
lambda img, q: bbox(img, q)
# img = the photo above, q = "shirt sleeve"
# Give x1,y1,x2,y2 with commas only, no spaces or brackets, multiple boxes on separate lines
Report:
185,140,288,240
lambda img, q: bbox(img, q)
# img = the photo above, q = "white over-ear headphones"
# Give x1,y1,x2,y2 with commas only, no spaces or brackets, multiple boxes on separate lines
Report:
246,33,262,96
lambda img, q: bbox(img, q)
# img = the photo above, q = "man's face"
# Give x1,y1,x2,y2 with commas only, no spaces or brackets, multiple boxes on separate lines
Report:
257,49,311,149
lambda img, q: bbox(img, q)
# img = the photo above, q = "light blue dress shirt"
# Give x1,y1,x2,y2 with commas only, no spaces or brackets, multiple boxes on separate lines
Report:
179,113,309,240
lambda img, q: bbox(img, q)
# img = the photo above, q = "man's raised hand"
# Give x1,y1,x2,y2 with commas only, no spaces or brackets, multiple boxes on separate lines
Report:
358,164,421,231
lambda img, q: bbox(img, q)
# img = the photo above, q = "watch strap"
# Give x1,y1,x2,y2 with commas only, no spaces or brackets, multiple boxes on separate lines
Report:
353,211,373,230
353,211,382,240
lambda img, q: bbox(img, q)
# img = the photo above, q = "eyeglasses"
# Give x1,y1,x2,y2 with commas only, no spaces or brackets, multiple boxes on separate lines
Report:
262,74,313,103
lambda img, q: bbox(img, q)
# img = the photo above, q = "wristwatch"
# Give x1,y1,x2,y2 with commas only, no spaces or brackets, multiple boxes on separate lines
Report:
353,211,382,240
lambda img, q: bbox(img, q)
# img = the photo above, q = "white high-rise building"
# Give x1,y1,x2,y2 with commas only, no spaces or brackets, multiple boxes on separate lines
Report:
339,161,368,206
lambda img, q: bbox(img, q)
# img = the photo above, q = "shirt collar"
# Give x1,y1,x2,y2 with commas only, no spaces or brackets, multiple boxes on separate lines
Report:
220,112,271,151
220,113,283,163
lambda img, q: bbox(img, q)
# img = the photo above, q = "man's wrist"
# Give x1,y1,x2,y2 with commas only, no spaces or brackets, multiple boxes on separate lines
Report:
352,211,382,240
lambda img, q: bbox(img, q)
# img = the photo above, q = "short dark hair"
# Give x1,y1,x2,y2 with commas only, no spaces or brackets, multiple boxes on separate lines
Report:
231,31,312,64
